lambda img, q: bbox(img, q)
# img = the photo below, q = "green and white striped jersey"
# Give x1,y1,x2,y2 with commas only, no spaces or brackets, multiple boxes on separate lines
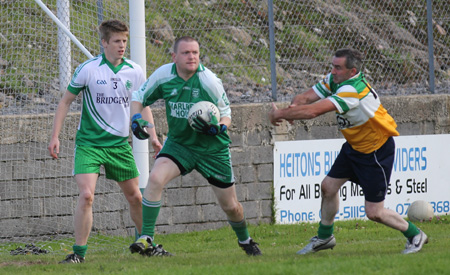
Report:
68,54,145,147
132,63,231,153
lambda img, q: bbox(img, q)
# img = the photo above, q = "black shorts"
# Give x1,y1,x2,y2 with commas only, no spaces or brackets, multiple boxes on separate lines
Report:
328,137,395,202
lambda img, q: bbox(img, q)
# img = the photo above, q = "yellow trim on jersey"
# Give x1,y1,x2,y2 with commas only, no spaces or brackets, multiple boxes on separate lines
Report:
358,87,371,99
337,92,358,98
341,104,399,153
338,87,370,100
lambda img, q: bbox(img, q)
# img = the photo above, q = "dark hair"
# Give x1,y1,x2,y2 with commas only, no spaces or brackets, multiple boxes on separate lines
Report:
173,36,199,53
335,48,363,72
98,19,129,42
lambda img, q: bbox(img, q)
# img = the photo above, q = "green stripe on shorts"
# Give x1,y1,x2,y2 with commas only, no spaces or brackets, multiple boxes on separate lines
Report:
74,144,140,182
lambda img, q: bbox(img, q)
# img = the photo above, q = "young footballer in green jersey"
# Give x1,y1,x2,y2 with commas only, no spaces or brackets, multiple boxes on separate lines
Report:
269,48,427,255
48,19,162,264
128,36,261,256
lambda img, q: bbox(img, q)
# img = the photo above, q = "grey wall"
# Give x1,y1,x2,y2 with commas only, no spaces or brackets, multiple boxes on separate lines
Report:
1,95,449,240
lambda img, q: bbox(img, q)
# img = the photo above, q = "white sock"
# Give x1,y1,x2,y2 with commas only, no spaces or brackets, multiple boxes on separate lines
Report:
238,237,251,245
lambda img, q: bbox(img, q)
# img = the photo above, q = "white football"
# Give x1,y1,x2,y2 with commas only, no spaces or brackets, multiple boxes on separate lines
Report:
407,200,434,222
187,101,220,130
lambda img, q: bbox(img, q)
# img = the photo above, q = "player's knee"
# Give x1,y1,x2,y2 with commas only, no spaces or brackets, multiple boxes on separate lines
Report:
78,191,94,206
148,173,167,190
221,202,242,216
127,191,142,205
321,181,333,198
321,177,342,198
366,209,382,222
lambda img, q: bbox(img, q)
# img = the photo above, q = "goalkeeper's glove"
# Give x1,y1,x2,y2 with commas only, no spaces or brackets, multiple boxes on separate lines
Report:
131,113,152,140
191,113,227,136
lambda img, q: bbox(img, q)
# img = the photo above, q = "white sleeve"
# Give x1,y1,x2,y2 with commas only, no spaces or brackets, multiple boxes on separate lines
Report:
199,68,232,119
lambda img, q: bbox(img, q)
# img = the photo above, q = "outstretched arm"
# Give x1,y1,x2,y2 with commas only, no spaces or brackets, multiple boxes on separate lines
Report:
282,88,322,124
290,88,321,106
269,98,336,126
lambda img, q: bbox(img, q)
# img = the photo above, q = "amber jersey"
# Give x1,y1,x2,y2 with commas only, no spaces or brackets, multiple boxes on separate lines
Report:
313,72,399,153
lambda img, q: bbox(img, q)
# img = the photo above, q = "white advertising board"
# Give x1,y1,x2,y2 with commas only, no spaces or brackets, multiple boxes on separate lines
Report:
273,134,450,224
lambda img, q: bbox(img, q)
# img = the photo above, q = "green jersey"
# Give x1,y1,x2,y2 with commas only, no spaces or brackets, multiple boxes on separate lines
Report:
132,63,231,153
68,54,145,147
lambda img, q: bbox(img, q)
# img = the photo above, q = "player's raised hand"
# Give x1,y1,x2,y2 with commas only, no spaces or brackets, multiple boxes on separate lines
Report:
131,113,153,140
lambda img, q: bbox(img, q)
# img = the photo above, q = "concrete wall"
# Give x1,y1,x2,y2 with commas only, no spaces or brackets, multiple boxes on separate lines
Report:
1,95,449,240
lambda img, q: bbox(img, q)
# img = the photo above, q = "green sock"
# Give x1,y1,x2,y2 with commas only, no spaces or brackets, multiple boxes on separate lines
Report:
141,198,161,240
317,222,334,239
73,244,88,258
402,221,420,238
229,219,250,242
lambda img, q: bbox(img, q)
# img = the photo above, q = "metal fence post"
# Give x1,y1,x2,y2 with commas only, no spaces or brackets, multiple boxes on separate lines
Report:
268,0,277,100
426,0,435,93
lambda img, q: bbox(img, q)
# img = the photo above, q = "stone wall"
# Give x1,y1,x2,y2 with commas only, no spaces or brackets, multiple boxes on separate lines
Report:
1,95,449,239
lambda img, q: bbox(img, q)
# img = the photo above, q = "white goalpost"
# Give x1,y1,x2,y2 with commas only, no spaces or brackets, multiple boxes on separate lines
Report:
128,0,149,195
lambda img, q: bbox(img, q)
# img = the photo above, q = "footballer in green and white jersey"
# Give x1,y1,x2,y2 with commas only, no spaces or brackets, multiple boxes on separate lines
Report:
132,62,231,153
69,53,145,147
